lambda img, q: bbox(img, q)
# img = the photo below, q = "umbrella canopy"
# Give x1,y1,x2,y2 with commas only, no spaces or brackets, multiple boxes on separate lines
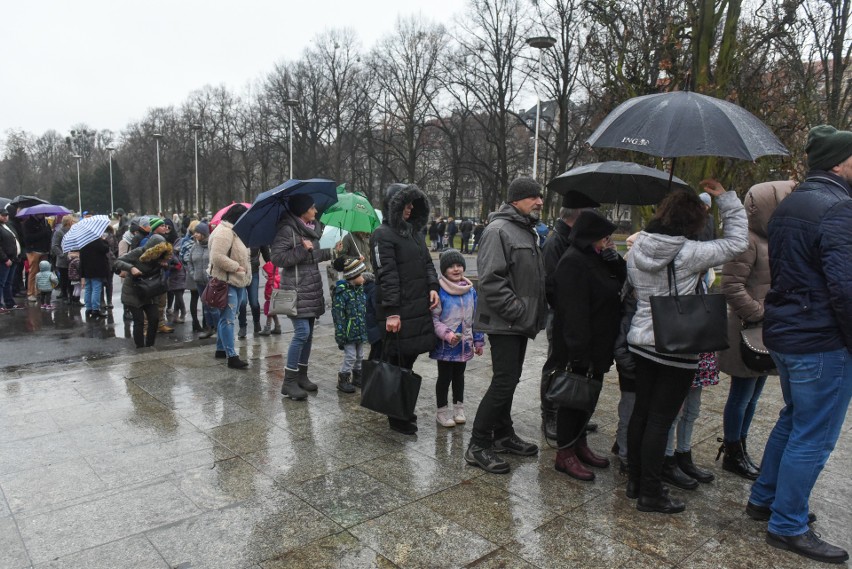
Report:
547,161,692,206
586,91,789,161
210,202,252,228
15,203,73,218
9,195,49,208
62,215,110,253
233,179,339,248
319,210,384,249
320,185,380,234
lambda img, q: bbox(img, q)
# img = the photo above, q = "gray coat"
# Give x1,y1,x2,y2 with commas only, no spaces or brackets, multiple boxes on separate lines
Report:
186,240,210,286
51,226,69,269
473,203,547,339
270,213,333,318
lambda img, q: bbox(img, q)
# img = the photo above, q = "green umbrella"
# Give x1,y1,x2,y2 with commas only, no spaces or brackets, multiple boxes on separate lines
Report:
320,185,381,235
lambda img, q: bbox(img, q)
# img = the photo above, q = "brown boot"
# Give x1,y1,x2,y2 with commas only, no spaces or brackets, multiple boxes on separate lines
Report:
555,447,595,481
576,436,610,468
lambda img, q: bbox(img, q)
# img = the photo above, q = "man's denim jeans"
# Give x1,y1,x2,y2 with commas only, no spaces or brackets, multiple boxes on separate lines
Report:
750,348,852,536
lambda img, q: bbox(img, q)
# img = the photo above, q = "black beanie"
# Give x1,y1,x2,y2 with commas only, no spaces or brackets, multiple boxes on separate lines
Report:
507,176,543,203
289,194,315,217
569,210,616,250
440,249,466,275
806,125,852,171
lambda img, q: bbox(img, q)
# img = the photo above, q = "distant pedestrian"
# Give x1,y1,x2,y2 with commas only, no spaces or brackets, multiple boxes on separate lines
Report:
471,220,485,253
446,217,458,250
459,218,473,253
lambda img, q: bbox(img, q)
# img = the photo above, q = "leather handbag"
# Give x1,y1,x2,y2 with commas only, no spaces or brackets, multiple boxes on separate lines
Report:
360,337,422,420
740,322,775,372
270,228,299,317
132,270,168,300
650,262,729,354
201,277,229,309
544,369,602,413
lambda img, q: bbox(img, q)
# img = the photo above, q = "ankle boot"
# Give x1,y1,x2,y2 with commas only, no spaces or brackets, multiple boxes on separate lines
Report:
675,450,715,483
351,368,362,388
576,436,610,468
227,355,248,369
541,408,557,440
661,455,698,490
337,372,356,394
741,436,761,472
637,493,685,514
555,446,595,481
716,439,759,480
258,323,272,336
281,368,308,400
253,321,262,334
297,364,318,391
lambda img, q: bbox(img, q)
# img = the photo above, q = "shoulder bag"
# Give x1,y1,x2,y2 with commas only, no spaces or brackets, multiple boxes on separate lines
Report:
544,368,602,413
132,270,168,300
270,228,299,316
650,261,729,354
740,322,775,372
201,277,229,309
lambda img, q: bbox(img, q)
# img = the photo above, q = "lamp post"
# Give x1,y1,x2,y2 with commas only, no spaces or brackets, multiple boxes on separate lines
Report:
152,133,163,214
105,146,116,215
190,124,202,215
71,154,82,213
526,36,556,180
283,99,299,180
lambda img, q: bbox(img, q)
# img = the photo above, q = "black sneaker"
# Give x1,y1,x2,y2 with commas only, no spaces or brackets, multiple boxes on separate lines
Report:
493,434,538,456
465,445,510,474
767,529,849,564
746,502,817,524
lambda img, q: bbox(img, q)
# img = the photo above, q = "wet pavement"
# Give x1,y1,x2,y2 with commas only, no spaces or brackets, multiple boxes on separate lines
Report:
1,267,850,568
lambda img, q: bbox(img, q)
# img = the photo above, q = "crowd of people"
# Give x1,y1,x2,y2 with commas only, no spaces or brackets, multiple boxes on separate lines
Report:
1,125,851,565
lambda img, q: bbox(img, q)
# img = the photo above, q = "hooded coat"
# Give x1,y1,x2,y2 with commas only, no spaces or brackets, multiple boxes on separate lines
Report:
270,213,333,318
370,184,439,356
114,236,172,308
717,180,794,377
626,191,748,366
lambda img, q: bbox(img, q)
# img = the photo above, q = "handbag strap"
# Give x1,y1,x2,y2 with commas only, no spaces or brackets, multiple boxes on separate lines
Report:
290,227,300,286
380,332,403,367
666,261,679,297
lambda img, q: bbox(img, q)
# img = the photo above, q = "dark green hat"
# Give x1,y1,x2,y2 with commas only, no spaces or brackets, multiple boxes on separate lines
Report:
806,125,852,171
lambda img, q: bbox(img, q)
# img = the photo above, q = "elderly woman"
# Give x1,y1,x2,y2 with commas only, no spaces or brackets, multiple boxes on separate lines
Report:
208,204,251,369
550,210,626,481
626,181,747,514
370,183,439,434
114,235,173,348
271,194,341,399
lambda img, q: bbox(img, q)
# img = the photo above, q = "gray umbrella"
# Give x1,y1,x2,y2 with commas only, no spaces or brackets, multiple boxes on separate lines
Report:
586,91,789,161
547,161,691,205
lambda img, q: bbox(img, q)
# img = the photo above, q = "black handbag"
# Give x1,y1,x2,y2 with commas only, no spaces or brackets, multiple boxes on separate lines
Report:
650,262,729,354
740,322,775,372
544,369,602,413
360,338,422,421
132,270,167,300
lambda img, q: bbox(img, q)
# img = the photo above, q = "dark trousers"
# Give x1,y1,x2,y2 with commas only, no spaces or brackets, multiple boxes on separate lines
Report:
128,303,160,348
470,334,528,447
556,372,603,447
627,355,693,498
188,288,201,326
436,360,466,407
57,267,71,298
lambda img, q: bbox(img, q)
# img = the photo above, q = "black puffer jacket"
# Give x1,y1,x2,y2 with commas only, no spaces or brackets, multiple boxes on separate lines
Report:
370,184,439,357
79,238,112,280
270,214,333,318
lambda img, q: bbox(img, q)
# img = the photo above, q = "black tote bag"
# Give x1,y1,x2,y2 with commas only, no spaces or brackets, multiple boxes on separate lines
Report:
360,338,422,420
650,262,729,354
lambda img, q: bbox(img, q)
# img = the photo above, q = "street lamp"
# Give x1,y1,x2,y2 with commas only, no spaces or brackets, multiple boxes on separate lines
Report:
283,99,299,180
190,123,202,215
105,146,116,215
526,36,556,180
152,133,163,214
71,154,82,213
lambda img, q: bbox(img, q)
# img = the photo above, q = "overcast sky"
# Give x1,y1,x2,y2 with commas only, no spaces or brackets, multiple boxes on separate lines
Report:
1,0,465,137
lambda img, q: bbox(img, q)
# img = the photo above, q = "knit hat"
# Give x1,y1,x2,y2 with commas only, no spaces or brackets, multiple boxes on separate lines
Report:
568,210,617,250
288,194,315,217
806,125,852,171
507,176,543,203
333,256,366,281
439,249,466,275
148,217,165,232
699,192,712,207
194,222,210,237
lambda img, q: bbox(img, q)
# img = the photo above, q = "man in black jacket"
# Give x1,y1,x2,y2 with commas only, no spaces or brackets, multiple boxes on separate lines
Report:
459,218,473,253
0,209,23,311
22,215,52,302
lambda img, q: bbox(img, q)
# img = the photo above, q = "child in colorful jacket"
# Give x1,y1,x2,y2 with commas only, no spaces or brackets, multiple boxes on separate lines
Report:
429,249,484,427
331,256,368,394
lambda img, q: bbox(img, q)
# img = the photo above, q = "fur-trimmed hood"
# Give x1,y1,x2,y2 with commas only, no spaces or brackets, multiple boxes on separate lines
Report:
139,241,173,263
381,183,430,234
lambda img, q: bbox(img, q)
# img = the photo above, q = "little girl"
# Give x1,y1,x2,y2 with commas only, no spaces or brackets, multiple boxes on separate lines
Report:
258,261,281,336
430,249,484,427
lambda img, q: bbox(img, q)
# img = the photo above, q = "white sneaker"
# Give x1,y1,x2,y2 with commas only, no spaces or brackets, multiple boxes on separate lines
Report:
27,295,37,303
436,406,456,428
453,403,466,424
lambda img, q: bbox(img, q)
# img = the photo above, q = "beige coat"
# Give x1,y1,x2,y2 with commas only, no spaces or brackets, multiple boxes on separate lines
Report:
717,180,794,377
208,221,252,288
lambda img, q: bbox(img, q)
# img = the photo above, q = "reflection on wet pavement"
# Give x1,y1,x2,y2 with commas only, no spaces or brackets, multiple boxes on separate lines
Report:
0,318,850,568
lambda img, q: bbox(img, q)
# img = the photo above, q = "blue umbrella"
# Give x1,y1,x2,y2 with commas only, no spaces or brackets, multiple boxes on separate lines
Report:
233,179,339,248
62,215,111,252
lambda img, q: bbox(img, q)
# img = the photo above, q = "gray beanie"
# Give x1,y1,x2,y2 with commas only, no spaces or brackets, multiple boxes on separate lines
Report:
507,176,543,203
439,249,466,275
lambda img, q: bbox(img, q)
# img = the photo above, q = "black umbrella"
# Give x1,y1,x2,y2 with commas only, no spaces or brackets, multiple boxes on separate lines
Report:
548,161,691,205
9,195,49,208
586,91,789,161
0,197,10,211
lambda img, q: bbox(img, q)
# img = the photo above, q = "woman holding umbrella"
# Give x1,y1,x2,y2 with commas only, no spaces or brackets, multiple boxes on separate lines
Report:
271,194,342,399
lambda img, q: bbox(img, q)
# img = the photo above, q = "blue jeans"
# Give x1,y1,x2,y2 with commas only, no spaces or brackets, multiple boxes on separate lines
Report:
666,386,703,455
216,286,246,358
286,317,315,370
84,278,103,311
723,375,767,442
0,262,14,307
196,283,220,329
749,349,852,536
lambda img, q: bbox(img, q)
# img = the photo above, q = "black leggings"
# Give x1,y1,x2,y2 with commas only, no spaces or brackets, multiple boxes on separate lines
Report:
128,303,160,348
188,288,200,325
627,355,694,498
436,360,465,407
168,290,186,315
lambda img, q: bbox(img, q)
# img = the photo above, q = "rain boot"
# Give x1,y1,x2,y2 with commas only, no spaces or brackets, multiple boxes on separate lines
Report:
281,368,308,401
716,439,759,480
258,323,272,336
297,364,318,392
675,450,715,483
576,436,610,468
661,455,698,490
337,372,356,394
555,446,595,481
351,368,362,388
